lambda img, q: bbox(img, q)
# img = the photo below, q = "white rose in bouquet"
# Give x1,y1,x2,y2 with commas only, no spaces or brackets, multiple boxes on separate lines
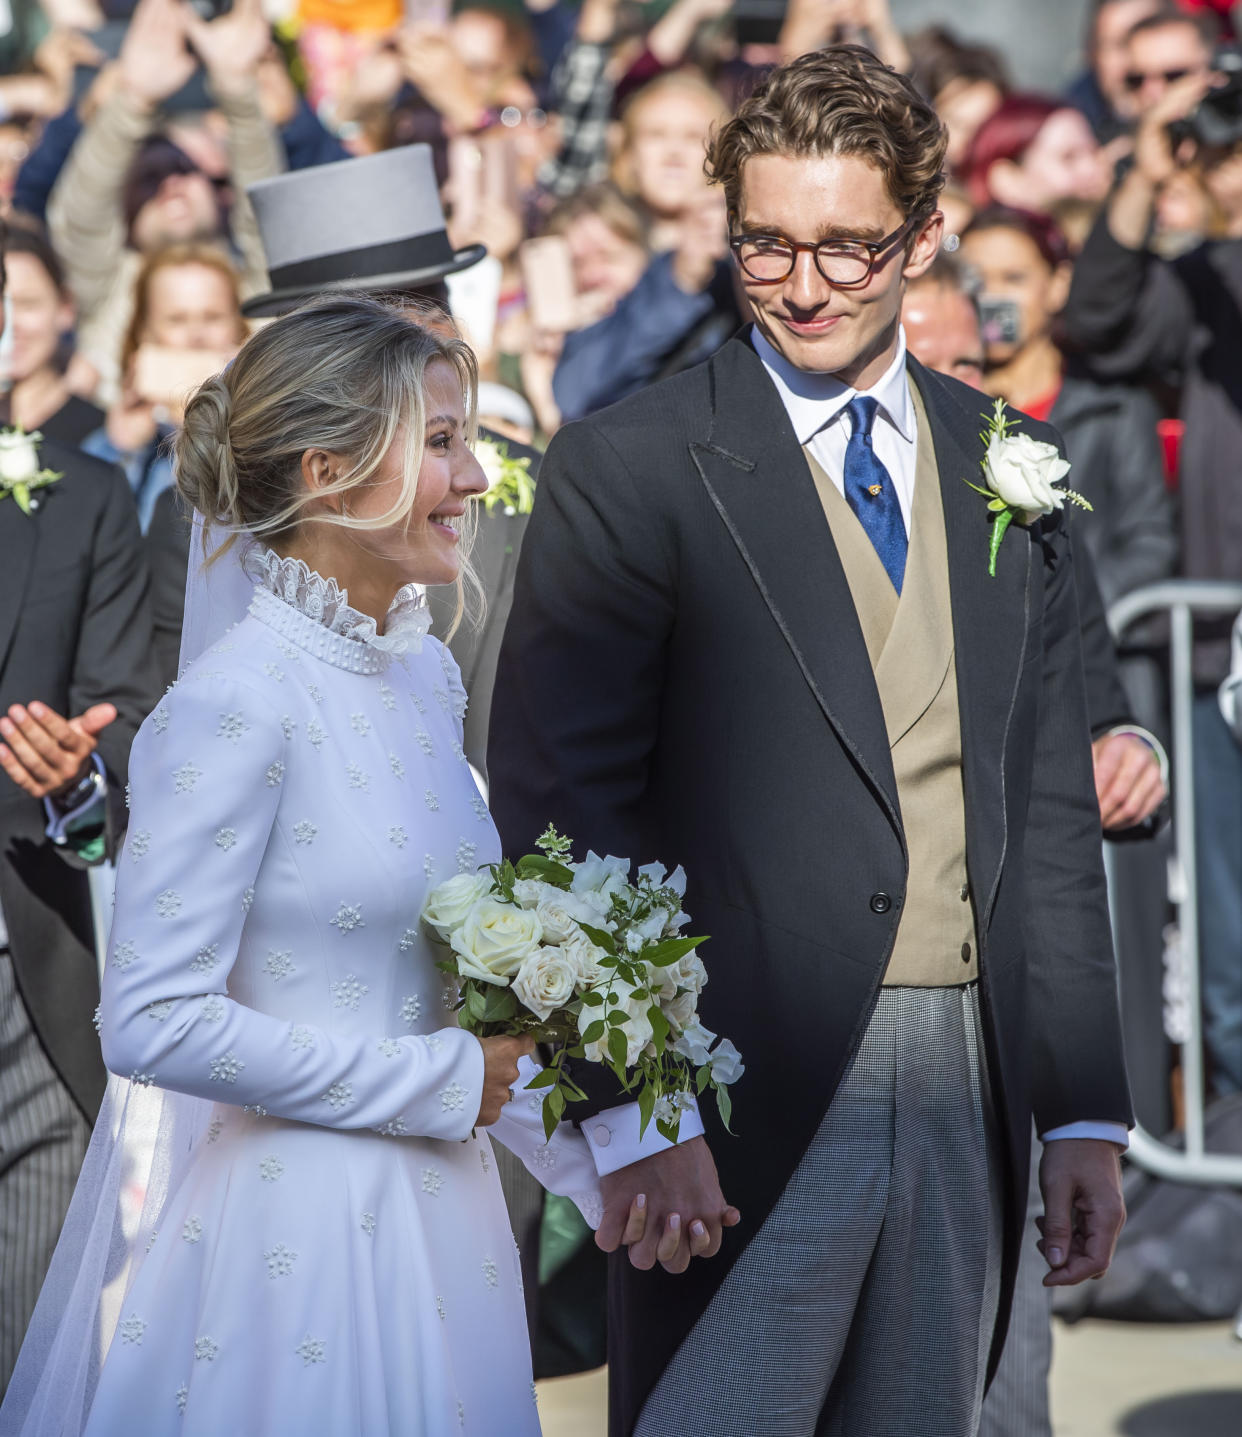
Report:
535,892,599,944
0,430,42,482
982,431,1071,518
420,872,492,940
511,878,548,909
450,899,543,985
561,928,608,986
513,945,579,1020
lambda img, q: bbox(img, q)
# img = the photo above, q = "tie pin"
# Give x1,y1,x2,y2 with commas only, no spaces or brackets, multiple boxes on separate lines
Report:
867,484,882,497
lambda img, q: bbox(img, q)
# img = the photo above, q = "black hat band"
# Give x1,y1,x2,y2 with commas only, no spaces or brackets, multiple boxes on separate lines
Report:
265,231,458,292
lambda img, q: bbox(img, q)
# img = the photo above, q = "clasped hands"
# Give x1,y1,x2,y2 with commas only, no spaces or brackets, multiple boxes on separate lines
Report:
595,1137,742,1275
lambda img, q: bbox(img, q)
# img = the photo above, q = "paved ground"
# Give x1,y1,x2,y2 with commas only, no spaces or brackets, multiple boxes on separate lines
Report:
536,1319,1242,1436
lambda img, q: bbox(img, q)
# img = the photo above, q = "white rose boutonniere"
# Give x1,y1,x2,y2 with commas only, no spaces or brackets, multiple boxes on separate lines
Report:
966,399,1090,576
0,426,61,515
475,437,536,517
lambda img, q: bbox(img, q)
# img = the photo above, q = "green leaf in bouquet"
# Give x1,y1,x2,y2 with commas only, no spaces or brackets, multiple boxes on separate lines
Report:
580,988,605,1007
579,923,618,956
696,1064,712,1095
656,1117,678,1144
637,1081,656,1139
480,986,519,1023
647,1005,670,1054
604,1007,627,1027
523,1066,562,1090
515,854,574,889
714,1081,735,1134
546,1086,566,1122
607,1026,628,1075
581,1019,606,1044
643,935,708,968
542,1096,560,1143
559,1074,589,1102
467,987,489,1020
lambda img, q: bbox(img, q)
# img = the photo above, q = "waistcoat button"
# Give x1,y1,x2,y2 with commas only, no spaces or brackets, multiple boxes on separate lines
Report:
869,892,891,914
961,942,972,963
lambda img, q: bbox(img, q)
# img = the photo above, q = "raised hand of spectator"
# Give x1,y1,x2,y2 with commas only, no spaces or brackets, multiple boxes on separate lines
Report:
671,193,728,296
185,0,273,101
397,23,489,135
33,27,105,111
647,0,733,68
119,0,199,111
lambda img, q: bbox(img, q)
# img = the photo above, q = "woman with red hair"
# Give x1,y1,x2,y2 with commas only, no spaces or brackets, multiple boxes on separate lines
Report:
962,94,1109,212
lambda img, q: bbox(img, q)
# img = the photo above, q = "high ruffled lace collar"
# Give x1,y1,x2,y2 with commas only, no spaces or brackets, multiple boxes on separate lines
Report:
243,547,430,674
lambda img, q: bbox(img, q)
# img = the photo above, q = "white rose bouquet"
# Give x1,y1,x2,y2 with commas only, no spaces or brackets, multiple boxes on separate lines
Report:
421,825,743,1143
965,398,1091,576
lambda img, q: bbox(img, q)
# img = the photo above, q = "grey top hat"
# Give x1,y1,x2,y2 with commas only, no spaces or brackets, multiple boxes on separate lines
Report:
242,145,485,318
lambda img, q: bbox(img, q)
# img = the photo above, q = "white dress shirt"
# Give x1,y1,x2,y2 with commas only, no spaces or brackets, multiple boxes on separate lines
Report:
585,328,1128,1177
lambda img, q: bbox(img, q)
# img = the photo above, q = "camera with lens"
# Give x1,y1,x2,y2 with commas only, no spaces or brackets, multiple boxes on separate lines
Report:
1169,47,1242,150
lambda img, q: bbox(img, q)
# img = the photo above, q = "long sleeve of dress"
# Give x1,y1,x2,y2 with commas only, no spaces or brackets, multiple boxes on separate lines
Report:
100,669,487,1142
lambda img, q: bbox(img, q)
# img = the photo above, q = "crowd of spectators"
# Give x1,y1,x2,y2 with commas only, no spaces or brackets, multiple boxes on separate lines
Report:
2,0,1242,1417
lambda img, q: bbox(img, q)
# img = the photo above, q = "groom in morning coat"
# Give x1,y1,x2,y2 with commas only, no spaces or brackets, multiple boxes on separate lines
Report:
489,47,1132,1437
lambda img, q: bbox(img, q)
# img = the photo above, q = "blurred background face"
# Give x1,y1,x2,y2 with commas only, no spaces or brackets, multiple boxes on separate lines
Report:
141,262,245,353
131,171,221,253
959,224,1068,365
450,8,531,106
936,77,1005,171
626,87,722,219
5,252,73,383
902,281,984,388
994,108,1108,210
563,211,648,316
1125,21,1213,116
1093,0,1163,117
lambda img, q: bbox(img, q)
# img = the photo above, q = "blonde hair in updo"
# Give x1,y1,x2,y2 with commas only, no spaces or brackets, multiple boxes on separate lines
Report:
174,291,481,629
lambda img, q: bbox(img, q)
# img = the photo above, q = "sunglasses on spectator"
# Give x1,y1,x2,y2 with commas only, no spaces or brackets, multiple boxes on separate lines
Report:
1123,68,1194,90
730,216,921,287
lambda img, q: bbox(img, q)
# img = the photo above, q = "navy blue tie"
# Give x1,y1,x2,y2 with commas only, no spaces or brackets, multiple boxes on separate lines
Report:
842,395,907,594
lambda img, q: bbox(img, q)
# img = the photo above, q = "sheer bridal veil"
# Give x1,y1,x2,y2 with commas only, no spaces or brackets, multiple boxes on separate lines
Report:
0,517,253,1436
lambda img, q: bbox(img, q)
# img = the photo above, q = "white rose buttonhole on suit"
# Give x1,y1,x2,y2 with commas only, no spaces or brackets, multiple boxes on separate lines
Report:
965,398,1091,575
420,824,744,1141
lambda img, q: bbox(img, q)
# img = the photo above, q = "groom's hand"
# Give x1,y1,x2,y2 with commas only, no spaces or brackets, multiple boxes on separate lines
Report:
596,1136,741,1274
1036,1137,1125,1287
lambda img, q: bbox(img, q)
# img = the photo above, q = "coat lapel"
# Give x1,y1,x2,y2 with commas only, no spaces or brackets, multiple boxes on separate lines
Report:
910,358,1032,928
0,495,41,680
691,336,901,835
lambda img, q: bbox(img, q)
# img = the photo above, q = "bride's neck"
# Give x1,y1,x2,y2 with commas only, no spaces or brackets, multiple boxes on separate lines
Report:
273,532,401,634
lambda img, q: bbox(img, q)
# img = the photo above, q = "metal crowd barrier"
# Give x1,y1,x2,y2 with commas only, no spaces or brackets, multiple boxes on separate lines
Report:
1104,580,1242,1195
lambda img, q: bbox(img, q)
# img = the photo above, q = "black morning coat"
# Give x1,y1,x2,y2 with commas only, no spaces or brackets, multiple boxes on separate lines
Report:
1,442,161,1121
487,331,1134,1435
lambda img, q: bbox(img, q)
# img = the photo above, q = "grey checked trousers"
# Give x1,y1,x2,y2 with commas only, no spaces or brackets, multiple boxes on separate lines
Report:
636,983,1004,1437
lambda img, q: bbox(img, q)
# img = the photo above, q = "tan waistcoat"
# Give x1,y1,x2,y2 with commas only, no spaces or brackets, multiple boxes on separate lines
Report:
804,383,978,985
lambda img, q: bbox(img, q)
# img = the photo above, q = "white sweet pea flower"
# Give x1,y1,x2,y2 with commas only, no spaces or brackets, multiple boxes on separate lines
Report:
674,952,708,996
421,872,492,941
672,1019,717,1066
571,851,630,898
708,1038,745,1085
450,899,543,986
982,431,1071,519
512,946,578,1020
0,429,42,482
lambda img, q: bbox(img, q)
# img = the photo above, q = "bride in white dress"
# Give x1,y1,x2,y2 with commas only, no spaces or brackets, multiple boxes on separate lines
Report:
1,295,603,1437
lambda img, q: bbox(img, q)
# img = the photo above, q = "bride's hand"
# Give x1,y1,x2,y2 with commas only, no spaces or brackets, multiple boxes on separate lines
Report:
476,1034,536,1126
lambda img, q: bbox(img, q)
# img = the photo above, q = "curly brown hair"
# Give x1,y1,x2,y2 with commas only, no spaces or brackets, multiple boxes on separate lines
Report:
705,45,948,224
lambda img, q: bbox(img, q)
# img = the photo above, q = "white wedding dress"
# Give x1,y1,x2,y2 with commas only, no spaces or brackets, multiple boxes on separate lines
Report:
72,551,600,1436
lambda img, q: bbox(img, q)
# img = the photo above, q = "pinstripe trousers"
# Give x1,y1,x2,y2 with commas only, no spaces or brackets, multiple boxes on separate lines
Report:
0,951,90,1397
636,984,1004,1437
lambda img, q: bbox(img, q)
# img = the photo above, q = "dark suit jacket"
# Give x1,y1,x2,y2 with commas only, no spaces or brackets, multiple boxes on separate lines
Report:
427,431,540,773
2,442,161,1121
488,334,1133,1434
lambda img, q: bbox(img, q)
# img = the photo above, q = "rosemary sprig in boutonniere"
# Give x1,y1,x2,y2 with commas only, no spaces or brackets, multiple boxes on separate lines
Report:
0,425,62,515
475,437,536,517
963,398,1091,576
